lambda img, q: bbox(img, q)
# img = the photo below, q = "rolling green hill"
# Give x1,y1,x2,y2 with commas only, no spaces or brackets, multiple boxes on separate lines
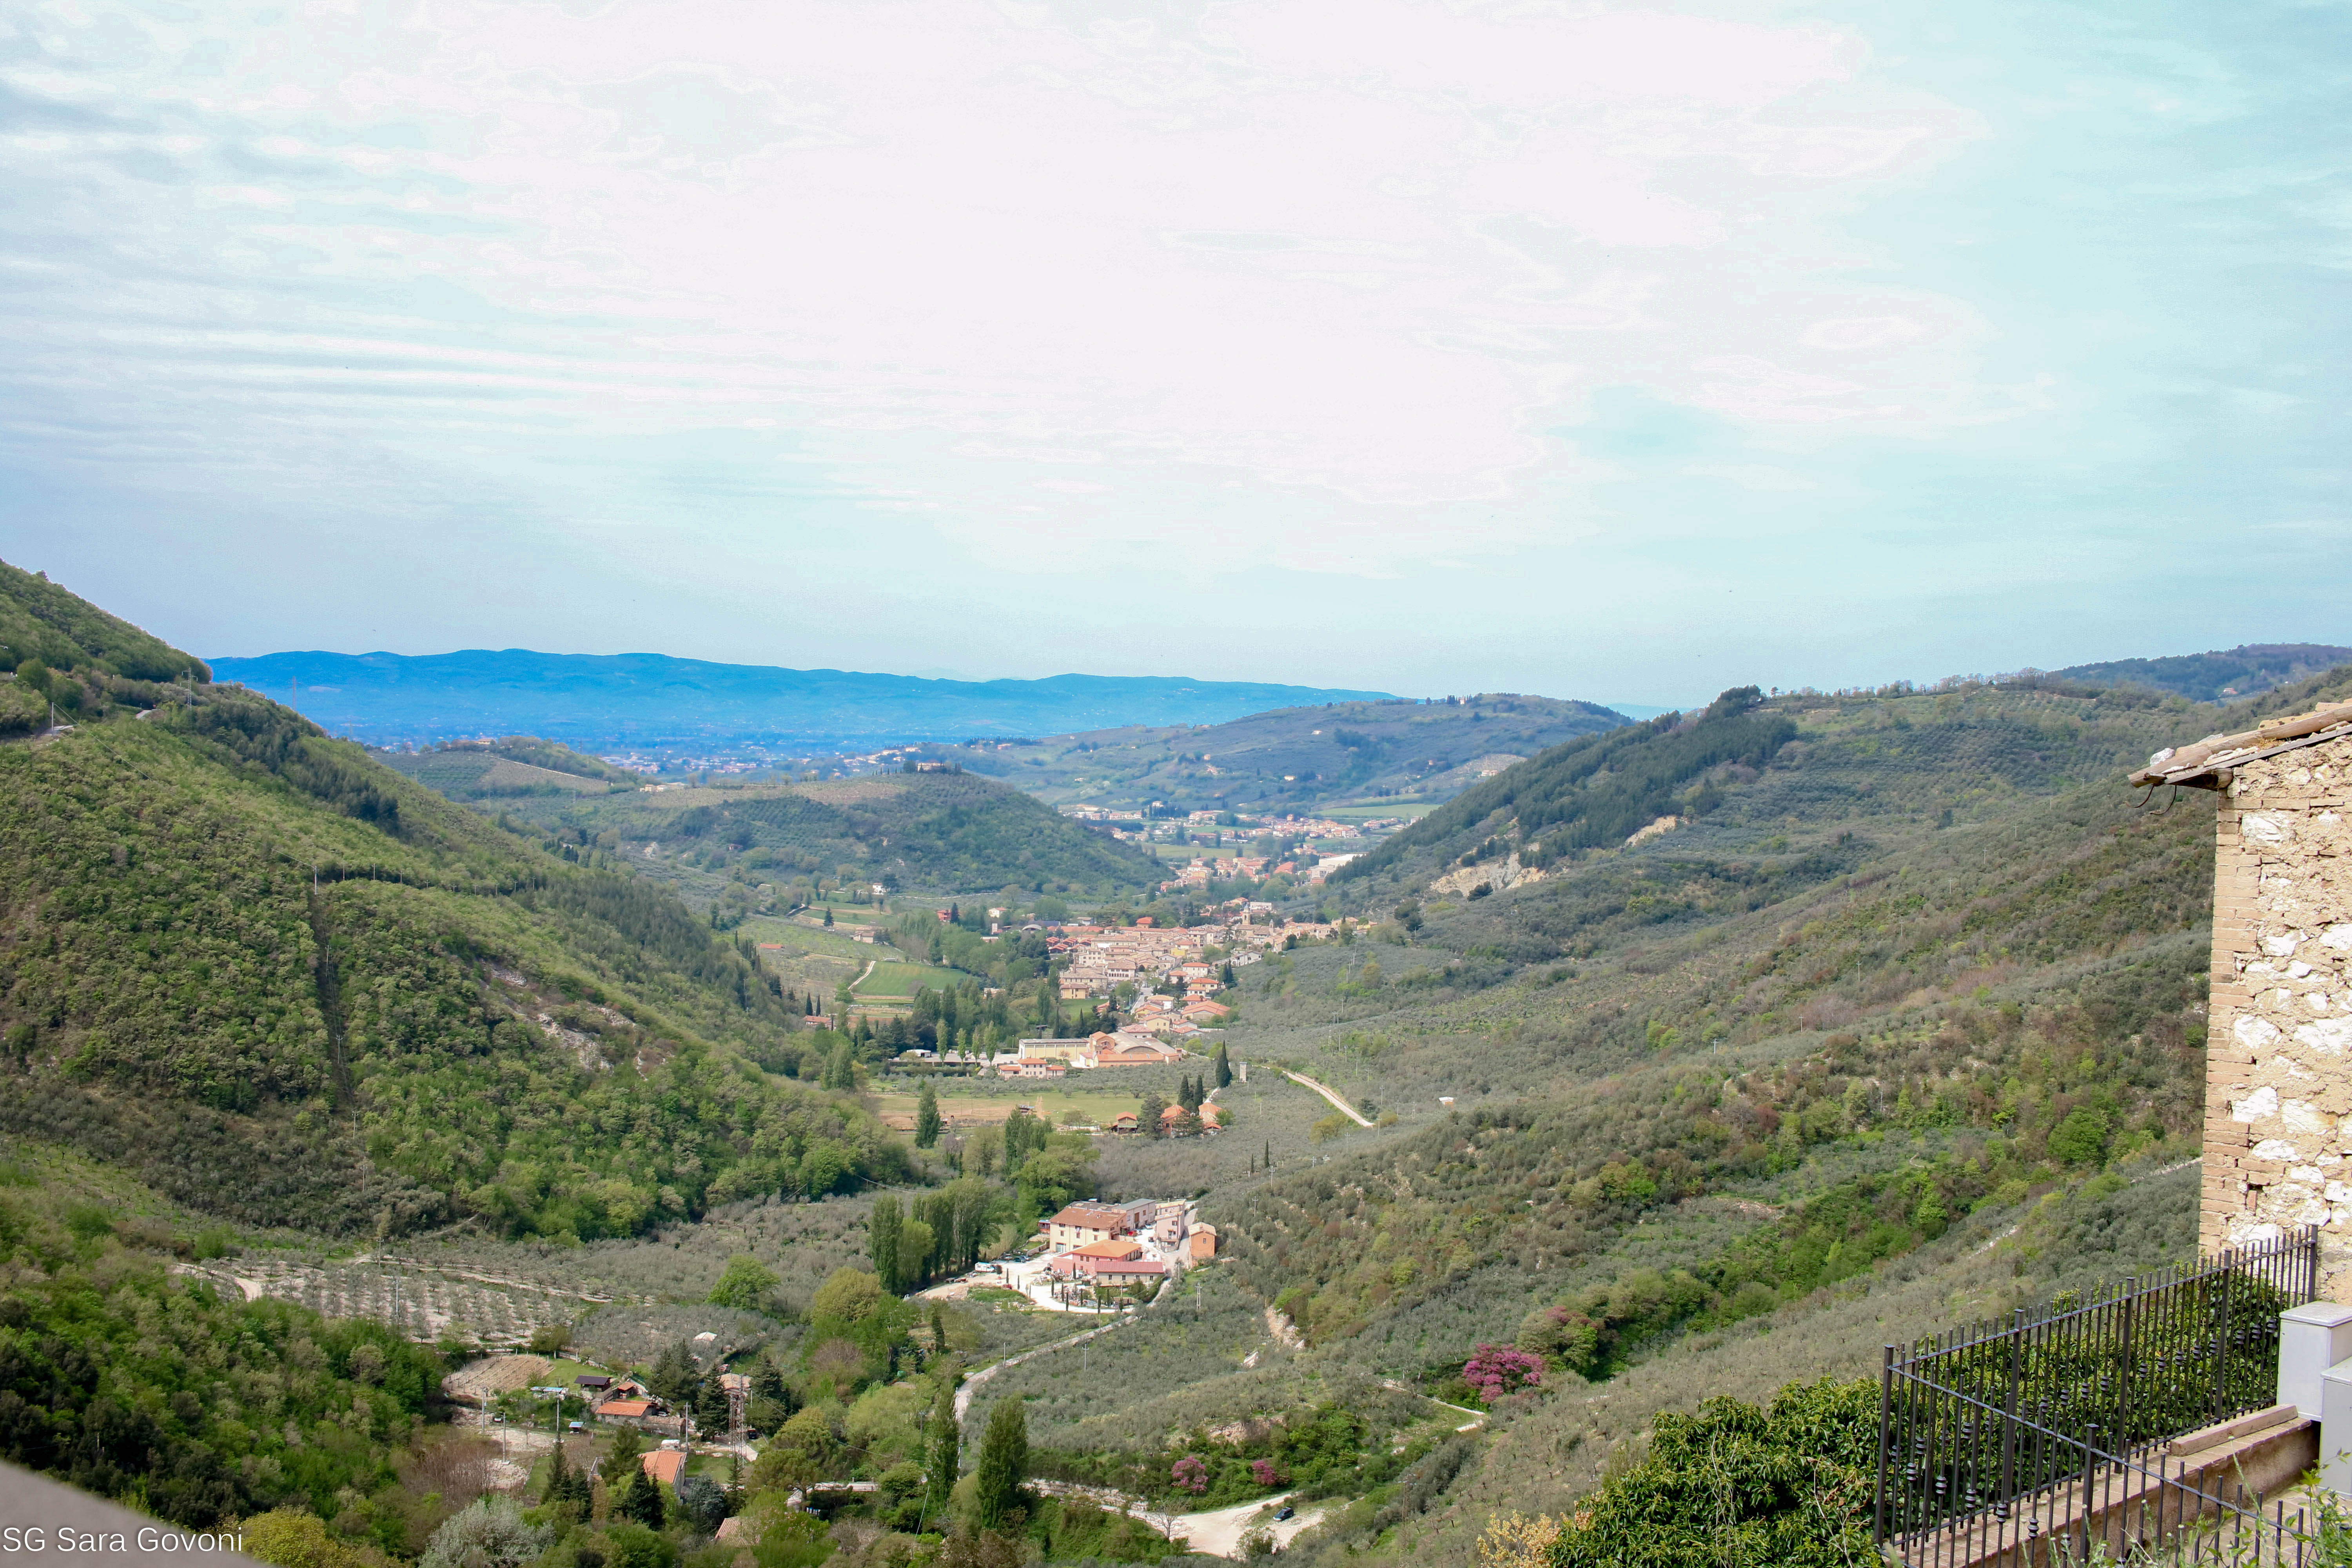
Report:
2054,641,2352,702
374,735,638,799
951,692,1627,815
0,584,902,1241
482,766,1163,897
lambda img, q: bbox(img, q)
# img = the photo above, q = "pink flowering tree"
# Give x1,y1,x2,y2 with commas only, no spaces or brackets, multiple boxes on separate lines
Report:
1462,1343,1544,1404
1250,1459,1284,1488
1172,1456,1209,1494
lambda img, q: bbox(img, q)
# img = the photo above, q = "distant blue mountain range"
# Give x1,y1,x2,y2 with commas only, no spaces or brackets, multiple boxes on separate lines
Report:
207,649,1398,749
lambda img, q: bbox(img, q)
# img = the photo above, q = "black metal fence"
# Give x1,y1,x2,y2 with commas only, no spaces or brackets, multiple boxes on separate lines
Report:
1876,1227,2321,1565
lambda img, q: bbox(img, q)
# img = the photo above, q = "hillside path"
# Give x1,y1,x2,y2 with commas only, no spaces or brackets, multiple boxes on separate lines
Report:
1282,1070,1371,1127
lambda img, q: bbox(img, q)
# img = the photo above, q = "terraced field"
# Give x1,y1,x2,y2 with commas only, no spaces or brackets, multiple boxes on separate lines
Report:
176,1256,603,1347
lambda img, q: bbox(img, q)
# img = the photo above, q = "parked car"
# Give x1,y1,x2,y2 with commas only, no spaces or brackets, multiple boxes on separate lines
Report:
1274,1507,1294,1523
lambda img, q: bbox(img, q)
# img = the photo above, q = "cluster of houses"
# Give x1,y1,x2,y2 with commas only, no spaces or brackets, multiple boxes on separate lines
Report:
1047,911,1334,1003
1024,1198,1218,1301
1161,853,1360,891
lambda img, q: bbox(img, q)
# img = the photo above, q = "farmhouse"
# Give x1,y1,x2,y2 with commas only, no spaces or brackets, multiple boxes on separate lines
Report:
1047,1202,1143,1249
642,1449,687,1488
1049,1242,1171,1286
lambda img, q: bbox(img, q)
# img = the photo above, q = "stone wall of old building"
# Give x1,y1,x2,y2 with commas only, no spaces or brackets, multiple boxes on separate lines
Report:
2201,733,2352,1294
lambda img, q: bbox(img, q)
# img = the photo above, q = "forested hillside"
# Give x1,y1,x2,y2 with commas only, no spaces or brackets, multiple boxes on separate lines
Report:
484,767,1161,897
0,604,903,1239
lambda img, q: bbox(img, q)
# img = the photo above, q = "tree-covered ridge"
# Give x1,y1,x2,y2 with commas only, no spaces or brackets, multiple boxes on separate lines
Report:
1336,676,2222,902
960,693,1628,815
1338,689,1792,882
0,557,208,686
495,769,1160,894
2053,642,2352,703
0,686,899,1238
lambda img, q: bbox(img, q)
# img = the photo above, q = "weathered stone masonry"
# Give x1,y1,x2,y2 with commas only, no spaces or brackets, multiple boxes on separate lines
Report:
2132,702,2352,1294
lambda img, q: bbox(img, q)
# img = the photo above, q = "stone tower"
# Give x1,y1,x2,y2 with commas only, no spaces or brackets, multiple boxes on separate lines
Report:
2132,701,2352,1293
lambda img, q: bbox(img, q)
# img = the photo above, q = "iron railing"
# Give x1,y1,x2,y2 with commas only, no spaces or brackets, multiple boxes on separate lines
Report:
1877,1227,2321,1566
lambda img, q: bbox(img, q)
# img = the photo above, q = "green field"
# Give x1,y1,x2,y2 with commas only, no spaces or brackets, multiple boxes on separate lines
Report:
799,900,895,922
740,913,900,963
1322,802,1438,820
853,961,972,997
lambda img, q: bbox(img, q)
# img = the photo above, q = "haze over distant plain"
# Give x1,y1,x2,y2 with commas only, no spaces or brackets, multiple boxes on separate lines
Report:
0,0,2344,703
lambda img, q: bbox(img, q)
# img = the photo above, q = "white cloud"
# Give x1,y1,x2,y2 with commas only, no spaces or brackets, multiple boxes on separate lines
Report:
0,0,1988,564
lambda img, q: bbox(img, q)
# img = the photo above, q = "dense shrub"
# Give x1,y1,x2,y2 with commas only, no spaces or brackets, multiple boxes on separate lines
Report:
1549,1379,1877,1568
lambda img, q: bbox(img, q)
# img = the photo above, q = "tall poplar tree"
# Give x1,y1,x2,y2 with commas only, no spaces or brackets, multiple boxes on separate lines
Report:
915,1081,942,1148
924,1378,960,1519
869,1196,904,1294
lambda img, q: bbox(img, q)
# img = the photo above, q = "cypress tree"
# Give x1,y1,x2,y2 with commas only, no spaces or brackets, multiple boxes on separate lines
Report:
916,1081,942,1147
870,1196,904,1293
615,1465,666,1527
543,1437,576,1517
1213,1043,1232,1089
924,1378,960,1518
973,1398,1029,1529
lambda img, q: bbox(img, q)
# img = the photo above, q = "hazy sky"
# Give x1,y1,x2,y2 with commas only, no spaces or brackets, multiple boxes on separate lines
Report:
2,0,2344,704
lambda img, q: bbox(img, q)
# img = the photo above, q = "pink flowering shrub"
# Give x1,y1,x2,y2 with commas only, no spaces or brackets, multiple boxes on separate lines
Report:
1172,1456,1209,1494
1463,1343,1544,1404
1250,1459,1284,1488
